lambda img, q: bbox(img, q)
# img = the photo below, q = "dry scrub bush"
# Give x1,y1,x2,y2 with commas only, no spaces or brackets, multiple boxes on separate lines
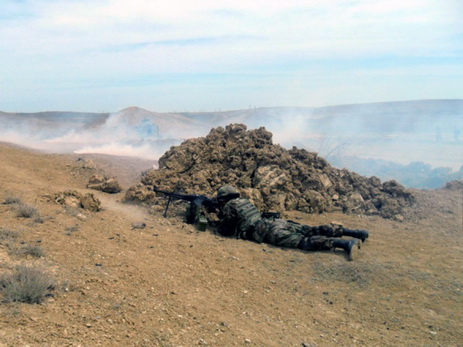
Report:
15,203,44,222
0,228,20,241
0,228,20,249
15,245,45,258
15,203,39,218
65,225,80,236
3,199,43,222
0,265,55,304
33,215,44,224
3,196,22,205
65,225,80,233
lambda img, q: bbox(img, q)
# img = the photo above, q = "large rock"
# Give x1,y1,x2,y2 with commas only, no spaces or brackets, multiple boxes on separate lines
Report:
444,180,463,190
87,175,122,194
54,190,101,212
125,184,156,203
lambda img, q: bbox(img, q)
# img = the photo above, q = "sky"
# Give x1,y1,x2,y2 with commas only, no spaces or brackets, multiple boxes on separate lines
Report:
1,0,462,112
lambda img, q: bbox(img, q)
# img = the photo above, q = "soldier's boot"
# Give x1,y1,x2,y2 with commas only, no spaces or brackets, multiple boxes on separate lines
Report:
332,239,360,261
342,228,369,243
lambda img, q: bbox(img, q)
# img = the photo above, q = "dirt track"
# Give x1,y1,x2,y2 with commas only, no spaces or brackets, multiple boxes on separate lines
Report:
0,143,462,346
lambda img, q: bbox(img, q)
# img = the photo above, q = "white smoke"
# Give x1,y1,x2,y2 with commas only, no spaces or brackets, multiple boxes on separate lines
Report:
1,101,463,188
73,142,163,160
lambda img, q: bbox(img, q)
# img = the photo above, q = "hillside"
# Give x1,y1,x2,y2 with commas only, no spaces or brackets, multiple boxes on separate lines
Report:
0,142,462,346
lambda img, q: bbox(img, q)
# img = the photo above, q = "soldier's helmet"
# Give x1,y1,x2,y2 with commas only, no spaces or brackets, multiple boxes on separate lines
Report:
217,186,240,200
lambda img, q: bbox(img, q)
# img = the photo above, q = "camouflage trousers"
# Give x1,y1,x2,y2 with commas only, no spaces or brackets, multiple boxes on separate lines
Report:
245,219,343,249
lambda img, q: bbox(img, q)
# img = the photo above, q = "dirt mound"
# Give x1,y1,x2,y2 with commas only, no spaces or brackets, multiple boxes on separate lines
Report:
126,124,414,219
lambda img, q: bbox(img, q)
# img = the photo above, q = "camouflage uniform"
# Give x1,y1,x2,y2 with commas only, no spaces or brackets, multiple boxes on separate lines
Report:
215,185,367,260
218,198,342,251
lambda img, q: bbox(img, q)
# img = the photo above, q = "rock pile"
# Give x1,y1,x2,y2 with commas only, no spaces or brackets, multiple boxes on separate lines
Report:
126,124,414,219
54,190,101,212
444,180,463,190
87,175,122,194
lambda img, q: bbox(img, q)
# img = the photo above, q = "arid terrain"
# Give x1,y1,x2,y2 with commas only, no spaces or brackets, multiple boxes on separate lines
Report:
1,142,462,346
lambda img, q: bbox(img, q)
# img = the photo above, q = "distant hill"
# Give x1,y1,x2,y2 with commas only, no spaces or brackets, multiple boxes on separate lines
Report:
0,111,109,135
1,99,462,187
2,99,463,140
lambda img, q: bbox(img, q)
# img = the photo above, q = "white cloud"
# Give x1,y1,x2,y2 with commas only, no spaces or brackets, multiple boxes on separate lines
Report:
2,0,457,55
0,0,461,111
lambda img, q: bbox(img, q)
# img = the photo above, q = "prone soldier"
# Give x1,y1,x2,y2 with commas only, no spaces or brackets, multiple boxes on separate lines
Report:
214,186,369,261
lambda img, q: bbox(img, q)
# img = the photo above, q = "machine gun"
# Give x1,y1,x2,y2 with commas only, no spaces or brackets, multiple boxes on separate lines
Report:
149,188,220,230
149,187,280,230
261,211,281,219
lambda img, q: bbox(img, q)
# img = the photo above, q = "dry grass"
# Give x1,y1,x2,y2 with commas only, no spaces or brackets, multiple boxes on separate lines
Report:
2,196,22,205
14,203,43,223
0,265,55,304
0,228,20,241
65,225,80,235
15,203,39,218
13,244,45,258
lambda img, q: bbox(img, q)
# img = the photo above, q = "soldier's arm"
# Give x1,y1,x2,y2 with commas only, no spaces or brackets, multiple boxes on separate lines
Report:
217,203,238,237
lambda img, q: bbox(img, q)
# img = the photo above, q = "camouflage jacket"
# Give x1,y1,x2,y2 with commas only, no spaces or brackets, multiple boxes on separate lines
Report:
218,198,262,238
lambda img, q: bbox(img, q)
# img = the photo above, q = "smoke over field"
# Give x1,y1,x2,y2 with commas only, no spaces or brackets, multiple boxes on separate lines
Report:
1,100,462,188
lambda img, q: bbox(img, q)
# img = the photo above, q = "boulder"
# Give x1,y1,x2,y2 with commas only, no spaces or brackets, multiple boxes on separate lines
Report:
87,175,122,194
54,190,101,212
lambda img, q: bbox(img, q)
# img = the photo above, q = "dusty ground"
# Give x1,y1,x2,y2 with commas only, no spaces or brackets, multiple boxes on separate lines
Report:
0,142,462,346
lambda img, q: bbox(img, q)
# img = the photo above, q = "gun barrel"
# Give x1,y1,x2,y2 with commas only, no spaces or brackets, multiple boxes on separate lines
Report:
152,188,202,202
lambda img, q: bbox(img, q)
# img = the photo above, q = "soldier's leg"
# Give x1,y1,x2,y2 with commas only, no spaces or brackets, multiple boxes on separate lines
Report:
299,224,342,237
259,219,305,248
298,236,360,261
301,223,369,243
285,221,336,237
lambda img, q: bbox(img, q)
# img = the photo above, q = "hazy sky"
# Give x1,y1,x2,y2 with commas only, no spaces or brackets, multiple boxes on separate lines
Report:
1,0,462,112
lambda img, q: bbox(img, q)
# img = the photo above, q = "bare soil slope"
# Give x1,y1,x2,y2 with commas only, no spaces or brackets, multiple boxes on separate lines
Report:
0,143,462,346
